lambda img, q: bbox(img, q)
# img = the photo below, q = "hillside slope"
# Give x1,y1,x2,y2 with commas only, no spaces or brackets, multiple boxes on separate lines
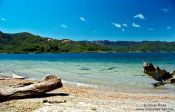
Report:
1,31,175,53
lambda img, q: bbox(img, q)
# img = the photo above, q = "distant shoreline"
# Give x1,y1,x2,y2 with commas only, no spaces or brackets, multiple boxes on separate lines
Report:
1,51,175,54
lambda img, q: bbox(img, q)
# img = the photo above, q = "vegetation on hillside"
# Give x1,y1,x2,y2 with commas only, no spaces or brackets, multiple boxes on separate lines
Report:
1,31,175,53
0,31,110,53
94,40,175,52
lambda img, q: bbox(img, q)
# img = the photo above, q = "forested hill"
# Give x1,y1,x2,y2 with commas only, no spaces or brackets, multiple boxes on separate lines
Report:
0,31,110,53
93,40,175,52
0,31,175,53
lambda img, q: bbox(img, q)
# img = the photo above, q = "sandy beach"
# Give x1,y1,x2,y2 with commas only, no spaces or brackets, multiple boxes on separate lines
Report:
1,0,175,111
0,78,175,112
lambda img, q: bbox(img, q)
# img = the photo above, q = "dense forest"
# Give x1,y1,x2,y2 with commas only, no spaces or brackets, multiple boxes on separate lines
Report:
1,31,175,53
0,31,110,53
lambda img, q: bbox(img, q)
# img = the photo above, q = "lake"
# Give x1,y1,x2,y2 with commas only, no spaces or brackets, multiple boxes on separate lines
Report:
0,53,175,94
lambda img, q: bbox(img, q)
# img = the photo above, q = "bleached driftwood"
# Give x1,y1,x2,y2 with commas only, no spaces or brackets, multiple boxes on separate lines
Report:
0,75,63,99
12,74,26,79
143,62,175,87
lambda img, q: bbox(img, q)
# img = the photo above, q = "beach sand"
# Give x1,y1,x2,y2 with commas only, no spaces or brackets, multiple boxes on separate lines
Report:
0,78,175,112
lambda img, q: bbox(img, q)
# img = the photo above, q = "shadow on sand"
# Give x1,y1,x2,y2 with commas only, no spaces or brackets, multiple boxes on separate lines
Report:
0,92,69,103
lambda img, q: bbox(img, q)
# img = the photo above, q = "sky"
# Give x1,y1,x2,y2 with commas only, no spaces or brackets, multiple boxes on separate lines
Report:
0,0,175,41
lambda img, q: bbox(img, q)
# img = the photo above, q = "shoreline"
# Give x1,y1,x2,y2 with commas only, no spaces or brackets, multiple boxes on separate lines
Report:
1,78,175,111
1,74,175,96
1,52,175,54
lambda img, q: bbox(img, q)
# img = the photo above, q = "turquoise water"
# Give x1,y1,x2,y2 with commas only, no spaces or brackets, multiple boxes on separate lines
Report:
0,53,175,94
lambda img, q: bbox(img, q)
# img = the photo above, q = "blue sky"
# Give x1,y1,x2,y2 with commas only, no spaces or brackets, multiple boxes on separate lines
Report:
0,0,175,41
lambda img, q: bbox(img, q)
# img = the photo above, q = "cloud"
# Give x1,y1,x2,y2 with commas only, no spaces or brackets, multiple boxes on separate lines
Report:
112,23,121,28
60,24,69,29
1,18,6,21
161,8,170,13
122,23,128,27
80,17,86,22
134,14,145,20
132,22,140,28
112,23,126,31
166,26,172,30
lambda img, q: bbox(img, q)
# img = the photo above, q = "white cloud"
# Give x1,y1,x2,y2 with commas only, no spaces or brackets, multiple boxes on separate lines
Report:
166,26,172,30
80,17,86,22
1,18,6,21
148,28,154,31
134,14,145,20
122,23,128,27
161,8,170,13
60,24,69,29
112,23,126,31
132,22,140,28
112,23,121,28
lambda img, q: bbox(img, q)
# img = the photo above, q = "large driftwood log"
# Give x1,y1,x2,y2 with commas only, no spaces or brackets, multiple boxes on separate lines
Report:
143,62,175,87
0,75,63,99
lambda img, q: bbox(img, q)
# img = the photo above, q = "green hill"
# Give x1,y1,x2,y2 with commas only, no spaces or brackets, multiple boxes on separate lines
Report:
0,31,110,53
0,31,175,53
94,40,175,52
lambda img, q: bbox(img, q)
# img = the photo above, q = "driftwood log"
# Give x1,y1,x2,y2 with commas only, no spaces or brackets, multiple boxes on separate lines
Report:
0,75,63,100
143,62,175,87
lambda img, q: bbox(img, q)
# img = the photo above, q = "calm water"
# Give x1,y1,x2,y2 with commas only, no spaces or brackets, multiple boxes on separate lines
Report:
0,53,175,94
